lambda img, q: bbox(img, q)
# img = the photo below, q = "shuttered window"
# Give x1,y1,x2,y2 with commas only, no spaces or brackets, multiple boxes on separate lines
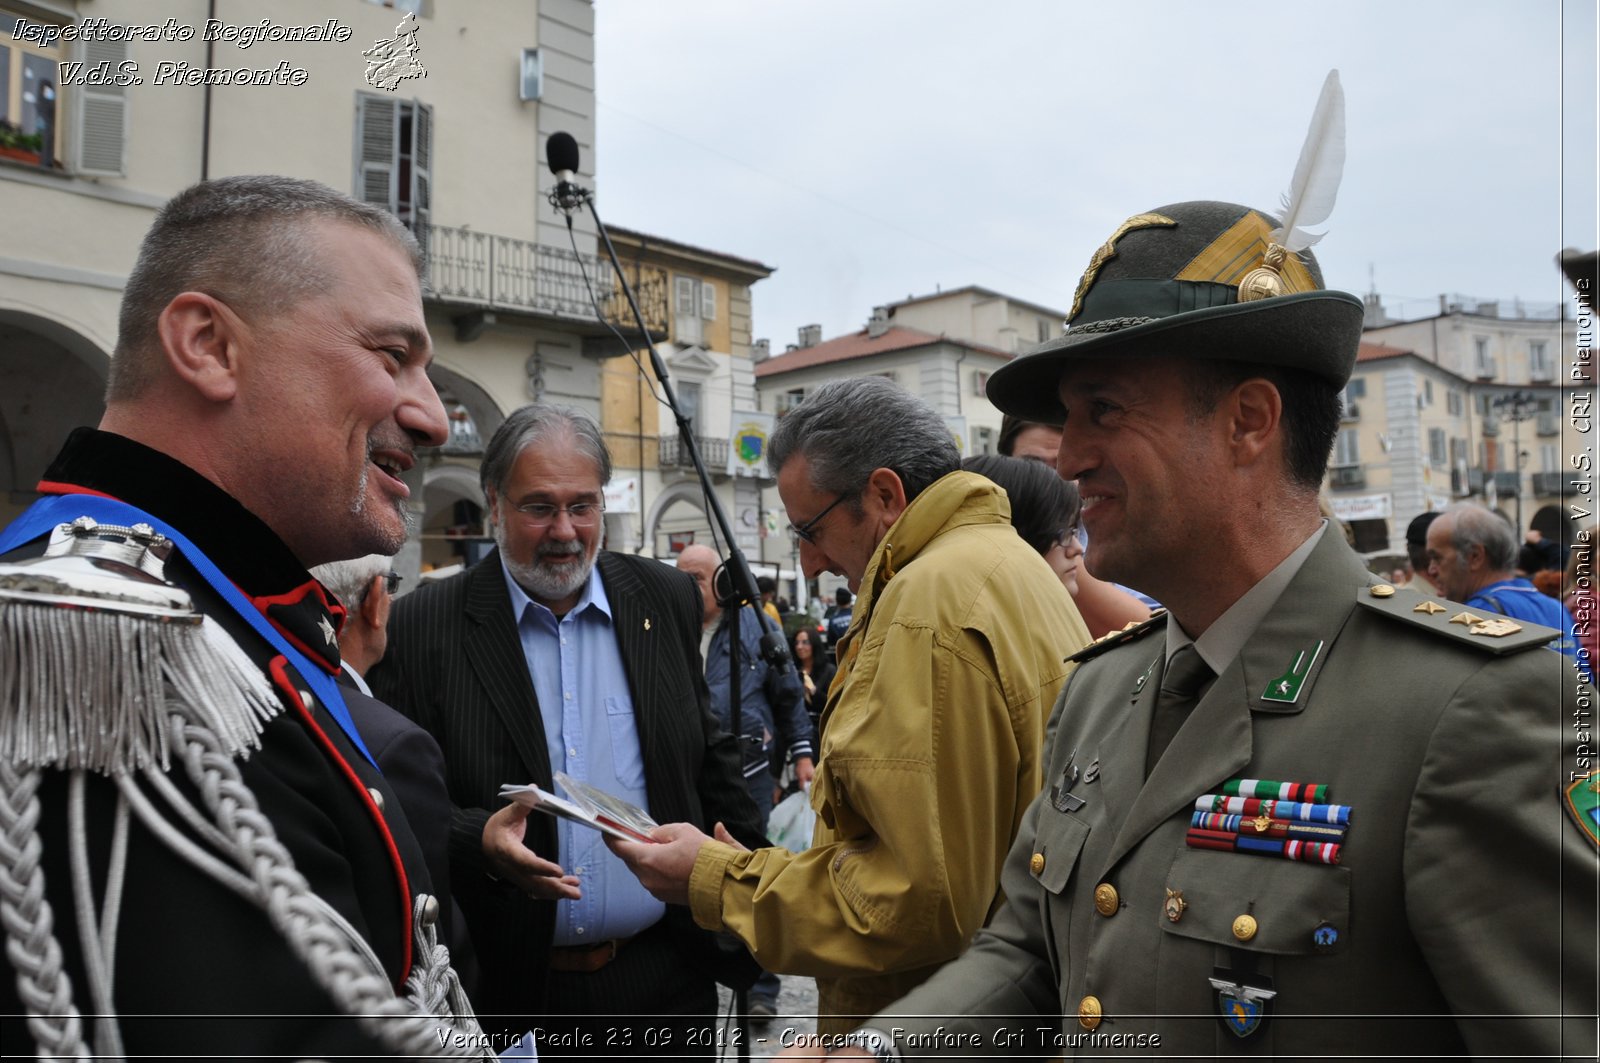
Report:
353,91,432,259
72,36,127,175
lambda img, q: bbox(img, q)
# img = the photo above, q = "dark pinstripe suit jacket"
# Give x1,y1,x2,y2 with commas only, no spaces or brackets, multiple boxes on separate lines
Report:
369,549,763,1026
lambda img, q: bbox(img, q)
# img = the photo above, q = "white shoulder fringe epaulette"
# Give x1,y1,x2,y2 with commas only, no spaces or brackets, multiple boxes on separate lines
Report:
0,518,491,1060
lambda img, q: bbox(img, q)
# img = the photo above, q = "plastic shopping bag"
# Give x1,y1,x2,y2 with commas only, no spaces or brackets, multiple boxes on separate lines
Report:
767,788,816,853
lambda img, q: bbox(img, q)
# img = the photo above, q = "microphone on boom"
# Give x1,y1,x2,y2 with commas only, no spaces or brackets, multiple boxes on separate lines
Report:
546,131,587,212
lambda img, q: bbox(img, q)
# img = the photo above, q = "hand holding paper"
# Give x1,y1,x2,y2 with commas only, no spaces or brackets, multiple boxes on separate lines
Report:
482,802,582,900
605,822,715,906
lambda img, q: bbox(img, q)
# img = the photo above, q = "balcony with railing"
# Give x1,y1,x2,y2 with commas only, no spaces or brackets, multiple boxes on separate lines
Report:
659,433,730,472
1328,464,1366,489
420,223,669,337
1459,469,1523,496
1531,471,1565,497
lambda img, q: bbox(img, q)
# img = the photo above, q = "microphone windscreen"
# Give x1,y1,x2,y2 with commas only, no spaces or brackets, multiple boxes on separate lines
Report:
547,131,580,176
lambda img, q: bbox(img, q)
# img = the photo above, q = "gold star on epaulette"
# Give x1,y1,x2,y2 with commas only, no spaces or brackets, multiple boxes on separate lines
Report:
1413,601,1447,616
1449,611,1485,626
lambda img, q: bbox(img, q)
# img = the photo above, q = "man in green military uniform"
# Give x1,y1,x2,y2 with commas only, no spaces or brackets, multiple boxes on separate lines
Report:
805,197,1597,1059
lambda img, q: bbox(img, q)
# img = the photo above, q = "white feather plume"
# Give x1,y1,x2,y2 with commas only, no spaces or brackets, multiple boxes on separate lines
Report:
1273,69,1346,252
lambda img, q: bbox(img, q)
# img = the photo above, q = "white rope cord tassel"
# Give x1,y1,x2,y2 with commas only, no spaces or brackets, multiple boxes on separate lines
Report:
0,758,90,1060
0,606,278,775
165,704,490,1059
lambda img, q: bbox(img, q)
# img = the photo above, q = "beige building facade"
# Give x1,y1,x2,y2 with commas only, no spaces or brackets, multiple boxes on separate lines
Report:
751,286,1062,594
0,0,723,578
598,226,775,565
1329,294,1583,559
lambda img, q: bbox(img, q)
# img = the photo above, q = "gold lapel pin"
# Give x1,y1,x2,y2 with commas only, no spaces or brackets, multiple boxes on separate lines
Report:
643,618,651,631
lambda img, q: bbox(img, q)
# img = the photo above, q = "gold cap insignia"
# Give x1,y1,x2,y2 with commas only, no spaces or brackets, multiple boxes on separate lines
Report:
1238,243,1291,302
1068,212,1177,321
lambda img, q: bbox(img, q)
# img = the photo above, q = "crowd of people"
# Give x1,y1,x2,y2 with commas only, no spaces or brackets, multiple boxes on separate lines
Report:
1,170,1593,1063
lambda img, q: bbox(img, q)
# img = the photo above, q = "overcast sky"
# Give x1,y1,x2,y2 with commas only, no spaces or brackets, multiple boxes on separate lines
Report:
591,0,1597,352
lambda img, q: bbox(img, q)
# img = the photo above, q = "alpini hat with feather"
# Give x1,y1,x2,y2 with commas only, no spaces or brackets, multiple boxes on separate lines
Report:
987,71,1365,425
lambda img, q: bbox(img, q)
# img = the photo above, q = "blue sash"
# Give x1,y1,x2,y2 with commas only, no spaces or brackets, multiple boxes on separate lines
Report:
0,493,378,769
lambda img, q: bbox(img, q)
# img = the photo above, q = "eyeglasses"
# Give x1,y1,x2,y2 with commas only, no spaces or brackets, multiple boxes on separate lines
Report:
790,493,850,545
512,501,605,527
383,571,404,595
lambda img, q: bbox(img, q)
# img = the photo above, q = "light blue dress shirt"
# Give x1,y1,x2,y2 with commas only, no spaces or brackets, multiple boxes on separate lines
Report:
501,559,666,945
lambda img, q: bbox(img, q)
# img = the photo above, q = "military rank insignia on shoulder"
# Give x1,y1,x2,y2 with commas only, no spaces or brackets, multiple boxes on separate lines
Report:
1355,583,1559,655
1066,610,1167,664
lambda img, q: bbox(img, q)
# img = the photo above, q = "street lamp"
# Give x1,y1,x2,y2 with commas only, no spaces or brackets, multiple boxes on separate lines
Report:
1491,389,1535,533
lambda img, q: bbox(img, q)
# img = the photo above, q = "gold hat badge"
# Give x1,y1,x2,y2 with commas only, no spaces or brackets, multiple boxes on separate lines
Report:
1239,70,1346,303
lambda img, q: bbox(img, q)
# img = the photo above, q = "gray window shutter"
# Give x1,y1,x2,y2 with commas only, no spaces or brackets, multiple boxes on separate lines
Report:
72,38,128,176
411,99,432,261
354,92,397,212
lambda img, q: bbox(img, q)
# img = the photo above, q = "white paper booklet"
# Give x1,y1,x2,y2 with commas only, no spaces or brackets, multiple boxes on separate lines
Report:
498,771,659,844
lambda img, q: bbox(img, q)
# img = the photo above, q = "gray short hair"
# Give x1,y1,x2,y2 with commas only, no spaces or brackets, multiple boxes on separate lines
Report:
1448,503,1518,572
108,175,422,401
309,554,393,612
768,377,959,506
480,403,613,499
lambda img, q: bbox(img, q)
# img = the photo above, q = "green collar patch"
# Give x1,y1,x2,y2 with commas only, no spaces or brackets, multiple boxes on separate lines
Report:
1260,640,1325,705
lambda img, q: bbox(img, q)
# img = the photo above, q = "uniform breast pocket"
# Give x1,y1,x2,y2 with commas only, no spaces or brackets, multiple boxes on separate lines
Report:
1030,810,1091,896
605,696,647,790
1158,848,1351,955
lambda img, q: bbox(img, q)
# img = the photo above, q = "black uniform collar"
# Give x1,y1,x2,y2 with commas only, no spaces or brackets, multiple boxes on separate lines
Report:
39,427,345,674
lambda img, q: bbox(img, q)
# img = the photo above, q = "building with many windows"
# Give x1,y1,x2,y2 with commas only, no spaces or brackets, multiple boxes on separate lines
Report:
1326,293,1584,559
751,286,1065,586
2,0,779,578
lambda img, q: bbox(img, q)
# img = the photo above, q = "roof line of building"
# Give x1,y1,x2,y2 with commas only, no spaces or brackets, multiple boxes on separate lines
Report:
607,225,775,279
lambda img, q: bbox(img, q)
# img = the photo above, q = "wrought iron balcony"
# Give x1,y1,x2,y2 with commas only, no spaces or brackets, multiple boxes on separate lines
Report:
658,433,729,471
1531,471,1565,497
420,222,669,336
1328,464,1366,489
1461,468,1523,496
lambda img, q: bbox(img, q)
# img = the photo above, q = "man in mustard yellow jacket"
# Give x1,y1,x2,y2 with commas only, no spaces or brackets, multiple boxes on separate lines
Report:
610,376,1092,1033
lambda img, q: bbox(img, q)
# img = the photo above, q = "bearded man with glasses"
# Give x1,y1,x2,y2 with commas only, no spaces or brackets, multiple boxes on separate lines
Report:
608,376,1091,1032
372,403,765,1054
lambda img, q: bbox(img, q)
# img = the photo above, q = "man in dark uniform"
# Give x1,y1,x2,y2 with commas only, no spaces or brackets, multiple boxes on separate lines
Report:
810,199,1597,1058
0,176,484,1059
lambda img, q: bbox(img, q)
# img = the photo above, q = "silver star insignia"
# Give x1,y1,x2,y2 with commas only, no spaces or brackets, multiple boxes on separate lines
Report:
319,615,337,647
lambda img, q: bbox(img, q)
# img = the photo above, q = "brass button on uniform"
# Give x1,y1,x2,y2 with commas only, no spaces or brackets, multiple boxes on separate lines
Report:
1232,913,1258,942
1030,852,1045,875
1077,995,1103,1031
1093,882,1120,917
1369,584,1396,598
367,787,385,813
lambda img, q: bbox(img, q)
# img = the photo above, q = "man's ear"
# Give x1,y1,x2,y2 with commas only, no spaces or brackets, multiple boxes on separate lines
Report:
155,292,243,403
863,467,910,530
1227,378,1283,467
361,574,391,631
